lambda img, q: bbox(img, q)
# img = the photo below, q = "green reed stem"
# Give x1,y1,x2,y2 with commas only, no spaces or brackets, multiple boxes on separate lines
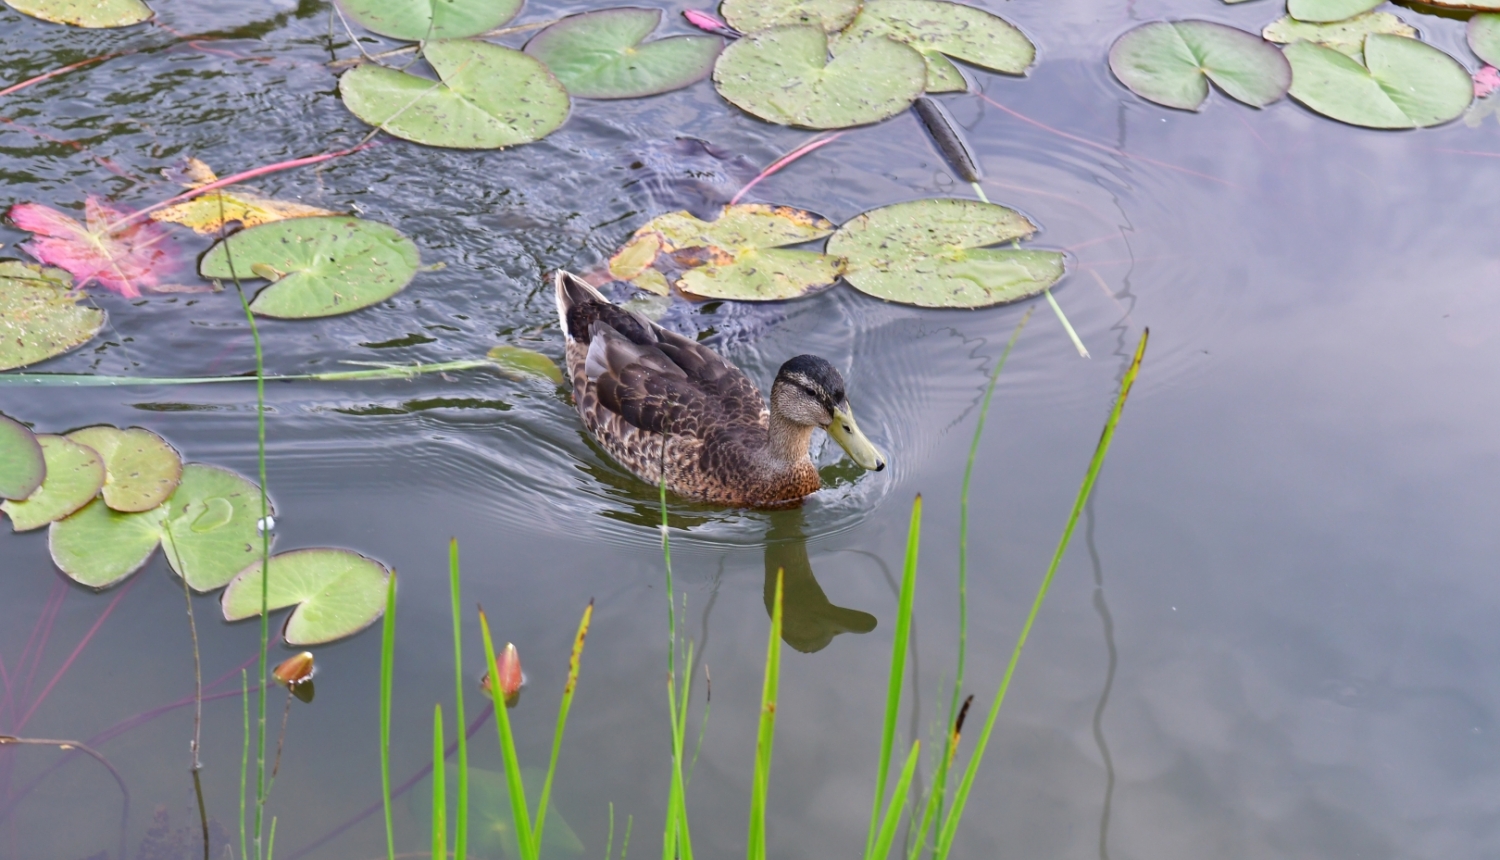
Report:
433,704,448,860
535,602,593,849
449,540,468,860
479,609,537,860
746,570,784,860
621,814,634,860
0,359,502,387
872,740,921,860
379,573,398,860
240,669,249,860
659,476,693,860
911,309,1033,860
606,803,615,860
933,329,1148,860
864,496,922,860
267,816,277,860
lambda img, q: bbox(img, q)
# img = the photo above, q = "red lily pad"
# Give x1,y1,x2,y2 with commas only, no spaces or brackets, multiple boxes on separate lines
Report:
7,197,185,298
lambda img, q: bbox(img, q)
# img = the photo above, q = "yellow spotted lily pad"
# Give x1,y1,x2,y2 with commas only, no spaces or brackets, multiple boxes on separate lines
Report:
151,158,337,235
66,425,183,512
0,261,105,371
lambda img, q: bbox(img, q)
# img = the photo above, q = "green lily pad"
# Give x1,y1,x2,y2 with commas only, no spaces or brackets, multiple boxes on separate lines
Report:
487,346,564,384
524,8,722,99
0,261,105,371
161,464,272,592
221,548,390,645
2,435,105,532
1425,0,1500,8
827,198,1065,308
66,425,182,512
609,204,841,300
335,0,520,41
830,0,1035,92
1285,35,1473,129
0,414,44,501
1263,12,1416,62
339,39,570,150
200,216,421,319
714,25,926,129
1287,0,1382,24
1471,14,1500,67
49,498,166,589
1109,20,1291,111
3,0,151,27
720,0,860,32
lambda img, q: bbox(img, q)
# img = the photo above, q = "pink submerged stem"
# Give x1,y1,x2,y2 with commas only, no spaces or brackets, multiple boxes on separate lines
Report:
0,53,123,99
729,132,845,206
14,579,136,734
9,580,67,725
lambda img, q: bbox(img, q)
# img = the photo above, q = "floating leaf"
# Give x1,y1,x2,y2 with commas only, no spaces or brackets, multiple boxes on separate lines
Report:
221,548,390,645
1286,0,1382,24
340,39,569,150
1263,12,1416,62
1109,20,1291,111
1472,14,1500,67
200,216,421,319
0,414,44,501
524,8,722,99
66,425,182,512
335,0,520,41
49,498,166,589
830,0,1035,93
1422,0,1500,8
1285,35,1472,129
714,25,926,129
151,159,337,235
0,260,104,371
827,198,1065,308
609,204,841,300
160,464,271,592
7,198,183,298
486,346,564,384
719,0,859,32
2,435,105,532
3,0,151,27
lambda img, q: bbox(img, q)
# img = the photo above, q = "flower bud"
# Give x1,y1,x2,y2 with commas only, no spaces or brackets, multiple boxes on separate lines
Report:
480,642,524,707
273,652,315,687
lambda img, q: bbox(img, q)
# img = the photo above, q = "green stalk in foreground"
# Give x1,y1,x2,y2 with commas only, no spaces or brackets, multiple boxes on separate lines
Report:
746,570,784,860
659,476,694,860
432,704,448,860
479,608,537,860
933,329,1148,860
379,573,398,860
535,601,595,849
449,540,469,860
0,359,502,387
910,308,1033,859
240,669,250,860
864,496,922,860
871,739,921,860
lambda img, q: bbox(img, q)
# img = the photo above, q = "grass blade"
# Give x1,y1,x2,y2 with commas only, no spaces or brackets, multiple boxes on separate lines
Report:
871,740,921,860
746,570,784,860
479,609,537,860
433,704,448,860
864,496,922,860
534,601,594,848
449,540,468,860
240,669,249,860
933,329,1149,860
658,475,694,860
0,358,506,387
379,573,398,860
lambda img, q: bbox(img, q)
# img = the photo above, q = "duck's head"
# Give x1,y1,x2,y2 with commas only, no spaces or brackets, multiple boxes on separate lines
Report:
771,355,886,472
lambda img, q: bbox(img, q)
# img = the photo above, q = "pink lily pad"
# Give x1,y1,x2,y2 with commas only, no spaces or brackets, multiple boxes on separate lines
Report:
8,197,184,298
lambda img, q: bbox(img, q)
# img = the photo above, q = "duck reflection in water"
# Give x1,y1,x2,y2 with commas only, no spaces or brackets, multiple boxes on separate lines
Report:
762,508,876,653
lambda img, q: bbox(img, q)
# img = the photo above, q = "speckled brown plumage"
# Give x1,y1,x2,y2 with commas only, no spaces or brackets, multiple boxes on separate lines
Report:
555,272,821,507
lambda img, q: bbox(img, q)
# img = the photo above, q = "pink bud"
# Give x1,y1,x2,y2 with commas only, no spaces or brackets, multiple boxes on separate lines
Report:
682,9,740,37
273,652,316,687
480,642,525,707
1476,66,1500,99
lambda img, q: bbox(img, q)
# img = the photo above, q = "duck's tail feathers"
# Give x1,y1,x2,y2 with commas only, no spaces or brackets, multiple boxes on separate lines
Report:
554,271,608,342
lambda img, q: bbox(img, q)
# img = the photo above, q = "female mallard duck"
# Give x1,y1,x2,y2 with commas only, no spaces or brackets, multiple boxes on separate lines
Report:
555,271,885,507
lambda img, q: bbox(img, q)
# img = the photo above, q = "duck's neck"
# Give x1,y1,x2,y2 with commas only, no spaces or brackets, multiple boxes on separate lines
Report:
762,412,817,475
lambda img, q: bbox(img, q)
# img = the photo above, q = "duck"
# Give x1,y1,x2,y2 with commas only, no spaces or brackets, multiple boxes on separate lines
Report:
554,271,885,508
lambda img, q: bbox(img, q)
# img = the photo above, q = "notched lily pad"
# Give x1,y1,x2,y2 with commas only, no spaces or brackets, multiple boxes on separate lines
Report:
160,464,272,592
1285,35,1472,128
827,198,1065,308
200,216,421,319
721,0,859,32
221,548,391,645
1109,20,1291,111
714,25,926,128
1263,12,1416,62
4,0,151,27
609,204,841,300
0,260,105,371
50,498,166,589
0,414,44,501
1286,0,1382,24
525,8,722,99
1471,14,1500,67
339,39,570,150
830,0,1035,93
2,434,105,532
66,425,183,512
335,0,520,41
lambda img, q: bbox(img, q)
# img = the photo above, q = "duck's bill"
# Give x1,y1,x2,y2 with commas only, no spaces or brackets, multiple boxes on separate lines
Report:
828,403,886,472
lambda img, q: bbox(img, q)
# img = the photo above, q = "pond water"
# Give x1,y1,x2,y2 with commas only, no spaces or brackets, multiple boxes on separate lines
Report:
4,0,1500,858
